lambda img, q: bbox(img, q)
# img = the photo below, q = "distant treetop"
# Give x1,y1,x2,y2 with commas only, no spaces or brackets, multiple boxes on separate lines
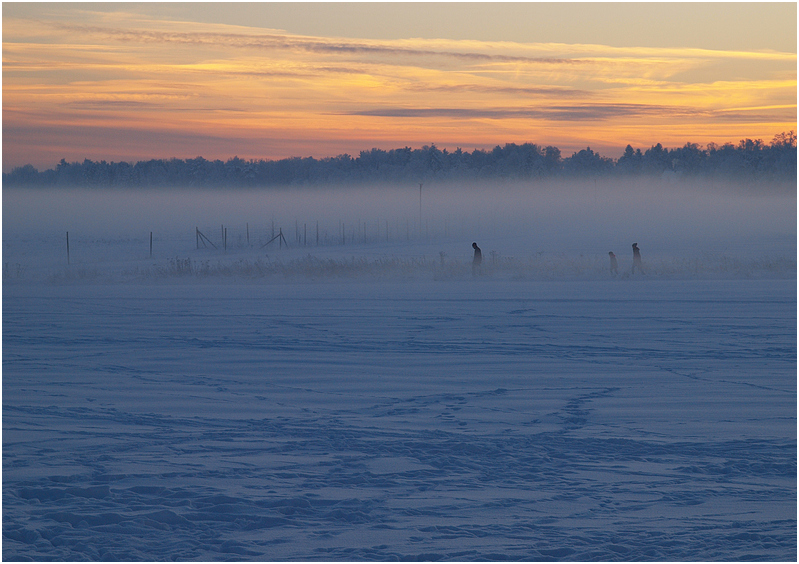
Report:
4,133,795,188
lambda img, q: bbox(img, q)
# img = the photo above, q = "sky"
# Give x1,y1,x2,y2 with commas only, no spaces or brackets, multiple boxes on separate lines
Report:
2,2,797,172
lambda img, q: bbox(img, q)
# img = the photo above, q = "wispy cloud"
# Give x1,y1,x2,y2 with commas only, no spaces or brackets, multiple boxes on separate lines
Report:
47,22,583,66
402,83,593,98
342,104,679,121
341,103,796,125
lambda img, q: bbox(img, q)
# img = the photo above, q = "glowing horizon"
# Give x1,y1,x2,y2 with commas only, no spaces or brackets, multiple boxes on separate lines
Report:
3,3,796,172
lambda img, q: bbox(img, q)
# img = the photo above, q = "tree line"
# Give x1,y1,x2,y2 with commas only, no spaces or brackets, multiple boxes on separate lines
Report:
4,132,795,188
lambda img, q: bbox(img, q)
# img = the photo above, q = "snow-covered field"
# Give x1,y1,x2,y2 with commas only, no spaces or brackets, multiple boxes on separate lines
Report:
3,182,797,561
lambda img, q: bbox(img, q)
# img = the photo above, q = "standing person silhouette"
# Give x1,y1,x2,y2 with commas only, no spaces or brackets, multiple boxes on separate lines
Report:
472,242,482,276
631,243,644,274
608,251,618,276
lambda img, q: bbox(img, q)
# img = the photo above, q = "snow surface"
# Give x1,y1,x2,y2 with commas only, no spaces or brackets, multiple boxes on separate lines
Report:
2,183,797,561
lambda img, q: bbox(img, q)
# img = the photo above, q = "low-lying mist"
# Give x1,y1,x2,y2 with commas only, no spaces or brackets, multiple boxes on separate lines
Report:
3,180,796,254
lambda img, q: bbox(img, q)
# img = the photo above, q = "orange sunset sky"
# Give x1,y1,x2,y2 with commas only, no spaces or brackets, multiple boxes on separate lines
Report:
2,2,797,172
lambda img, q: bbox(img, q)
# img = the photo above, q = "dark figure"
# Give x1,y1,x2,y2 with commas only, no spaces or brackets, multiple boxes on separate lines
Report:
472,242,482,276
608,251,618,276
631,242,644,274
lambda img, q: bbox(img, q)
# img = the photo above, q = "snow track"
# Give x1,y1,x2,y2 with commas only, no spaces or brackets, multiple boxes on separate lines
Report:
3,279,795,561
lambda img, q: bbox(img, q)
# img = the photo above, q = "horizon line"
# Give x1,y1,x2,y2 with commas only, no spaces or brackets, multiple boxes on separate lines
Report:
6,131,796,172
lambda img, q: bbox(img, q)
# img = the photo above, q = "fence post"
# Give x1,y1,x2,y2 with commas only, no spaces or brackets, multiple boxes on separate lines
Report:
419,183,422,238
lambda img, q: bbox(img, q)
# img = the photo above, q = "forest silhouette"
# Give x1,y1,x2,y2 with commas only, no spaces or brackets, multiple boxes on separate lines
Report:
5,132,795,188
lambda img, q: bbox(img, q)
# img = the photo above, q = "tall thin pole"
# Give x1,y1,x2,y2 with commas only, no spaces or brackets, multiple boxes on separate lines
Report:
149,232,153,258
419,183,423,237
66,231,70,265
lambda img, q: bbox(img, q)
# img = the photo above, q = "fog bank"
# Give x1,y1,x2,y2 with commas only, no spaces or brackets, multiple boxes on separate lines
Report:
4,179,795,256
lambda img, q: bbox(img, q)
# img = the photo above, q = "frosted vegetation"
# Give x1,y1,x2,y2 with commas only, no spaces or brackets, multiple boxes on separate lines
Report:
3,177,796,560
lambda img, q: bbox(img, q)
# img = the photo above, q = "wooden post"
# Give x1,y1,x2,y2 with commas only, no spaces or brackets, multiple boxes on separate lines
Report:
196,229,217,250
419,183,422,237
66,231,70,265
246,222,250,246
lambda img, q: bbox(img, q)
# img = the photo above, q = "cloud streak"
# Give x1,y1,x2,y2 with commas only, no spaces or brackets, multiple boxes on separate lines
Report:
343,104,796,123
44,20,799,65
48,22,583,66
342,104,679,121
